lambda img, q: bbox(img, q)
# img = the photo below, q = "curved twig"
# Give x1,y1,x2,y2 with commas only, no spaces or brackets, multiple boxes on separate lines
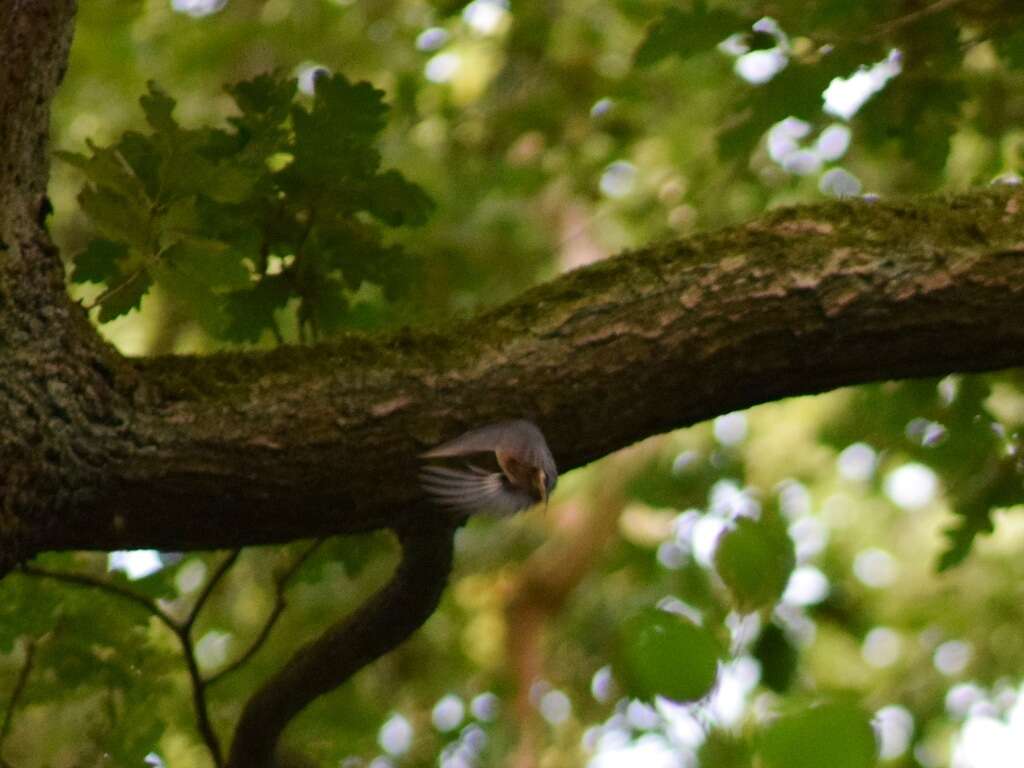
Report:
185,550,241,633
869,0,966,39
0,637,35,767
169,550,242,768
18,565,177,633
181,635,222,768
226,519,458,768
207,540,323,687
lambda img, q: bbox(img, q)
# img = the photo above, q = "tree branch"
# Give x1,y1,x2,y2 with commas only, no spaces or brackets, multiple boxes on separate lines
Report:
6,188,1023,555
225,519,458,768
185,550,241,633
0,0,75,220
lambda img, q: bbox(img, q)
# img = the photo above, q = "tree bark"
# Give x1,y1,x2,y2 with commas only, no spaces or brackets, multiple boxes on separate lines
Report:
0,0,140,572
3,188,1021,557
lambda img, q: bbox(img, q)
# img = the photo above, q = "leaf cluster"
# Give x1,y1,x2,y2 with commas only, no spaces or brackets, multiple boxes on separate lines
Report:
60,72,433,343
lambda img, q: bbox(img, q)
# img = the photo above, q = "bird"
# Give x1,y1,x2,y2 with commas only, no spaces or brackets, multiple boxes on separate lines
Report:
419,419,558,516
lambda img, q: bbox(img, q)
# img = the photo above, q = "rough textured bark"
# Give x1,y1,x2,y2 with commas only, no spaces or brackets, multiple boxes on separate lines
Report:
6,191,1024,555
0,0,139,573
5,188,1018,555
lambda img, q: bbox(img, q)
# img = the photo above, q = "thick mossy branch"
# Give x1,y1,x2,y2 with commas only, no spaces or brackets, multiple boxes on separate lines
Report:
33,187,1023,552
225,519,457,768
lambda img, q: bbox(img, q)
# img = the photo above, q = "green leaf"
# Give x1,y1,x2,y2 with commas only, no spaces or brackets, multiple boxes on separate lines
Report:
822,376,1013,567
223,274,292,342
116,131,162,199
78,185,152,249
362,169,435,226
996,29,1024,69
111,560,183,601
858,75,965,178
220,73,296,159
97,269,152,322
635,5,744,67
299,533,393,583
758,701,877,768
154,260,227,333
315,222,419,301
56,141,149,201
163,238,252,290
698,732,753,768
754,623,799,693
287,74,389,189
938,452,1024,570
204,163,262,204
299,275,350,337
717,50,866,161
140,80,178,133
65,72,429,342
71,239,128,284
625,451,736,510
309,72,390,145
0,576,63,653
227,71,297,128
615,607,722,703
715,515,795,611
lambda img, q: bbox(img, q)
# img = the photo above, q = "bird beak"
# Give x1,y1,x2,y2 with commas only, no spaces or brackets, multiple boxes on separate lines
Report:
536,469,548,511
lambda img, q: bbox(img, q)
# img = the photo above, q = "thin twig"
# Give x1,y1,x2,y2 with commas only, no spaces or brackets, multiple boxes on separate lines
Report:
83,267,149,313
178,629,223,768
184,550,241,633
869,0,966,39
207,540,323,686
19,553,244,768
226,522,458,767
175,550,241,768
19,565,176,633
0,637,36,764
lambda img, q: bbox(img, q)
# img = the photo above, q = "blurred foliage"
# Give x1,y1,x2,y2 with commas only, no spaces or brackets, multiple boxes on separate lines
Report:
3,0,1024,766
758,699,876,768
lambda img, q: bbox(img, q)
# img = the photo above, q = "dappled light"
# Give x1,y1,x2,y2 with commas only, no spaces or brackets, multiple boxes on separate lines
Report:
2,1,1024,767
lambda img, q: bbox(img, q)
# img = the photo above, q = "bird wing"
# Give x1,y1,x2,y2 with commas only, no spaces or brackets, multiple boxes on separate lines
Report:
419,422,520,460
419,465,535,516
